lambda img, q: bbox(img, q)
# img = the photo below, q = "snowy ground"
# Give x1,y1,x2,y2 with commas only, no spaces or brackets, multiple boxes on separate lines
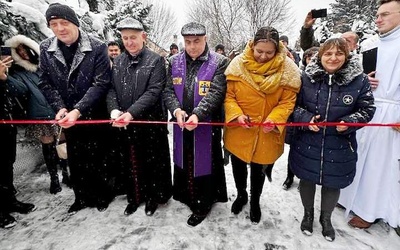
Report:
1,128,399,250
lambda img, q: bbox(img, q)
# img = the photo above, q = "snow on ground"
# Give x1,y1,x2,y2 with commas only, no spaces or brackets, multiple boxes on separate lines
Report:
1,128,399,250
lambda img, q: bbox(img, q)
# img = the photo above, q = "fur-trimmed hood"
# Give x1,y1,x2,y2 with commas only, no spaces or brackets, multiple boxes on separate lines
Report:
5,35,40,72
304,53,363,86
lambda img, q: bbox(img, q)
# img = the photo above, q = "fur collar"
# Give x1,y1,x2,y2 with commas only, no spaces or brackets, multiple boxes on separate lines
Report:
304,53,363,86
5,35,40,72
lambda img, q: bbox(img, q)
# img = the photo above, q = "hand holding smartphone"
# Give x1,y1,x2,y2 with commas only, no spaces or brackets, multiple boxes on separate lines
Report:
311,9,327,18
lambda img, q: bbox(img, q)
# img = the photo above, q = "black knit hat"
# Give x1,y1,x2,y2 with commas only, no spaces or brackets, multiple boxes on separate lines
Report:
45,3,80,27
170,43,178,50
215,44,225,51
279,35,289,44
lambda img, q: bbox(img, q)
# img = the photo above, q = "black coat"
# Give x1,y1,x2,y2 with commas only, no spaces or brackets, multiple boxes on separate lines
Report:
39,31,111,119
38,31,113,204
107,47,172,204
107,48,166,122
289,55,375,189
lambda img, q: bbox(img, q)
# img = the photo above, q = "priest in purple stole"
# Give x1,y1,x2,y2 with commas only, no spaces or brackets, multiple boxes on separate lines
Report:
163,22,229,227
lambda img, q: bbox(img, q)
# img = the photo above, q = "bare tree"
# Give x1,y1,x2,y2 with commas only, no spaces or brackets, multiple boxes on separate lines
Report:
142,0,179,49
188,0,247,52
245,0,295,35
188,0,296,51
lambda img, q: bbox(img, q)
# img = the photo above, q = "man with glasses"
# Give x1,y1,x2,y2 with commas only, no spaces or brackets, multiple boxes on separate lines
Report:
338,0,400,237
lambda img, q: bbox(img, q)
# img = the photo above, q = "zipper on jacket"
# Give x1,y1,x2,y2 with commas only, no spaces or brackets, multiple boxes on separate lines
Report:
348,140,355,152
319,75,333,184
134,69,139,96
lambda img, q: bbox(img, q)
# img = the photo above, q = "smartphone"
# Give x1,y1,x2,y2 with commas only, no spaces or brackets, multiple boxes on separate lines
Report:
0,46,12,57
311,9,327,18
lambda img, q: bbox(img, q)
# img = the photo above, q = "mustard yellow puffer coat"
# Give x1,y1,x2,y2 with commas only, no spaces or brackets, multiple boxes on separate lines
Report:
223,42,301,164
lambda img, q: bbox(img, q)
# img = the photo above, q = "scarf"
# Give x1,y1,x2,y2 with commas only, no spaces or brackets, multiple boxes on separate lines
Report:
225,40,300,94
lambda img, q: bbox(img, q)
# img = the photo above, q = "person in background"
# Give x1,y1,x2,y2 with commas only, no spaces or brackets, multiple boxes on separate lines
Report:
224,27,301,224
215,44,226,56
107,41,121,63
107,17,172,216
338,0,400,237
300,11,359,53
282,46,319,191
39,3,112,214
289,38,375,241
5,34,71,194
168,43,179,58
163,22,229,227
1,54,36,229
279,35,300,66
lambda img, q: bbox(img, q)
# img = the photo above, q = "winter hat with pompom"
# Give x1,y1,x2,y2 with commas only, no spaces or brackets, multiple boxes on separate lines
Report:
45,3,80,27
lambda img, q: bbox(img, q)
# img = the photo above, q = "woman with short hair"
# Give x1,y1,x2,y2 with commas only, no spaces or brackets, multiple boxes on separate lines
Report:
289,38,375,241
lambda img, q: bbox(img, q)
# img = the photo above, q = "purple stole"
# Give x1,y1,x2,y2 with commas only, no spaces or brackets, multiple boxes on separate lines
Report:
171,52,218,177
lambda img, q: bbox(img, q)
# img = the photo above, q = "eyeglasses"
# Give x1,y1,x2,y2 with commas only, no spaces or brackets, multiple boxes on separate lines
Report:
375,11,400,19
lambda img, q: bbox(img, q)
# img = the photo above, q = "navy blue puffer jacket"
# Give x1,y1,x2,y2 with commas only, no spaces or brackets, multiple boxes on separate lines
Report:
289,54,375,189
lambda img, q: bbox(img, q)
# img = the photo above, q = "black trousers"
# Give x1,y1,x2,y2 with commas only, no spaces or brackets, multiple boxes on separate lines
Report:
299,179,340,213
0,125,17,212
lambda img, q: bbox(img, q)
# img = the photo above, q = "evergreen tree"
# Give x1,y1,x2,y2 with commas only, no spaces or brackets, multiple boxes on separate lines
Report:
329,0,378,37
106,0,151,40
0,0,151,44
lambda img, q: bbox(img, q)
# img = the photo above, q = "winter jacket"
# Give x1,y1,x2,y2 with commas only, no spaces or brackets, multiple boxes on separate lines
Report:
0,79,11,120
107,47,166,122
38,30,111,119
5,34,54,119
223,41,301,164
300,26,320,52
289,54,375,189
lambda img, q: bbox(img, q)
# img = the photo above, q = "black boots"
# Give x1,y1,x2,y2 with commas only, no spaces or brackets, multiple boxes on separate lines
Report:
231,191,248,215
145,199,158,216
395,227,400,237
282,165,294,190
68,199,87,214
231,156,265,224
250,164,265,224
320,211,335,241
301,208,314,235
42,142,61,194
0,212,16,229
59,159,72,188
124,203,138,216
262,164,274,182
6,199,36,214
187,213,206,227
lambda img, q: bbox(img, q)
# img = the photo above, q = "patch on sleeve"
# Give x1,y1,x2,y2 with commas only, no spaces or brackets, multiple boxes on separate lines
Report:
198,81,211,96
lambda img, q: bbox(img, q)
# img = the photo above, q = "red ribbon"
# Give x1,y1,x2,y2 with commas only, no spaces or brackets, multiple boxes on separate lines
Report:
1,119,399,127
